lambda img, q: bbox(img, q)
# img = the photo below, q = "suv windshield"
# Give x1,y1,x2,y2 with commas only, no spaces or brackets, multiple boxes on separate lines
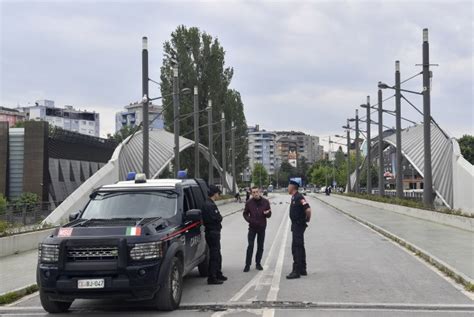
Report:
81,191,177,219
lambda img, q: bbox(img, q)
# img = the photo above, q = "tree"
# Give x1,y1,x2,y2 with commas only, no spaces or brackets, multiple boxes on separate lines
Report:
276,161,296,187
107,126,139,144
160,26,248,180
458,135,474,164
252,163,268,188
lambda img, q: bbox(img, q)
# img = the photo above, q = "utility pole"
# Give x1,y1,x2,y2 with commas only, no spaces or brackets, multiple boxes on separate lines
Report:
142,36,149,178
231,122,236,194
346,119,351,193
221,112,227,194
193,86,199,178
355,109,360,193
378,85,385,196
422,28,433,208
366,96,372,194
395,60,403,199
207,100,214,184
173,65,180,176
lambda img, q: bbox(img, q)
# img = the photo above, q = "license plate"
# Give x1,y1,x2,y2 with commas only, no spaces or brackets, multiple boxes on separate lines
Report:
77,279,105,289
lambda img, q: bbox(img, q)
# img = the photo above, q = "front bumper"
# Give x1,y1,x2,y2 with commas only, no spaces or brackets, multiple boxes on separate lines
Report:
37,238,163,301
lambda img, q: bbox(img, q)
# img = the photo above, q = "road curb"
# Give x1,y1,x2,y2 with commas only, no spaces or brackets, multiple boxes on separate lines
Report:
313,195,474,292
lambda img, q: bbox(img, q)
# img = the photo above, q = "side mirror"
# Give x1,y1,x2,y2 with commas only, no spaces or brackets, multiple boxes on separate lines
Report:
185,209,202,222
69,211,81,222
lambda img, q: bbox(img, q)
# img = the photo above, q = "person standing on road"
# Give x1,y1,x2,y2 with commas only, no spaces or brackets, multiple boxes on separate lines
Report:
286,180,311,279
243,186,272,272
201,185,228,285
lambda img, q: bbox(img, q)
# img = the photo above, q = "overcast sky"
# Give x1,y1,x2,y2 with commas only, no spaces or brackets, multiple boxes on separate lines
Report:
1,0,472,150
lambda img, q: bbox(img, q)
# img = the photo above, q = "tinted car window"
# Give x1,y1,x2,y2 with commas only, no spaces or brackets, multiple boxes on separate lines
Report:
81,191,177,219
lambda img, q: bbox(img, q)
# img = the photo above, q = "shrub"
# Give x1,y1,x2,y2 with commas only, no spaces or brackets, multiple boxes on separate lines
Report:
0,195,6,214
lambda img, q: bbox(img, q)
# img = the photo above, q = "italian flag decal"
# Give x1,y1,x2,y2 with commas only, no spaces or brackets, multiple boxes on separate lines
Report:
126,227,142,236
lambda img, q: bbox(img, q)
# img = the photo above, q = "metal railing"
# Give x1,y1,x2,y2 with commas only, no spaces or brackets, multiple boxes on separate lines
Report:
0,201,58,226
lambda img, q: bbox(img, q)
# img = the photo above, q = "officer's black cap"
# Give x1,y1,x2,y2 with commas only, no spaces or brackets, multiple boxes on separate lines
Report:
208,184,222,197
289,180,300,188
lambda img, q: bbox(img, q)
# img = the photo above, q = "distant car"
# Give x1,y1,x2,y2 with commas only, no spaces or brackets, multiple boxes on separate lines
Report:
37,176,210,313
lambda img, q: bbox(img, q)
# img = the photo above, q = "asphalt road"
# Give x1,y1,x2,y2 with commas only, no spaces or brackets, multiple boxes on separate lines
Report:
1,194,473,317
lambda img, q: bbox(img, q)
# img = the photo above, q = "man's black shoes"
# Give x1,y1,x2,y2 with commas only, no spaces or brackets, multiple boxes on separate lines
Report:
256,263,264,271
286,271,301,279
243,265,250,272
217,274,228,281
300,270,307,276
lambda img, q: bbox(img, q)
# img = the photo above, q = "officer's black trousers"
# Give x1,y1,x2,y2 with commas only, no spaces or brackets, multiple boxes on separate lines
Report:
205,230,222,278
291,223,307,273
245,227,266,266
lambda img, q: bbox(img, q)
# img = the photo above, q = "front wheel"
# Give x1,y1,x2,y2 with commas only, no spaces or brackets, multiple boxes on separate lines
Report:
153,257,183,311
39,288,73,313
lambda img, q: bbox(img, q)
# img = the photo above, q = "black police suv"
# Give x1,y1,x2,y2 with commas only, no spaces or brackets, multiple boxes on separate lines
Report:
37,177,210,313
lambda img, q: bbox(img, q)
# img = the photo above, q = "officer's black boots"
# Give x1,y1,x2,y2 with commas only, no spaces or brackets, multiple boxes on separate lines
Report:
208,277,224,285
217,273,228,281
300,270,308,276
243,265,250,272
256,263,263,271
286,271,301,279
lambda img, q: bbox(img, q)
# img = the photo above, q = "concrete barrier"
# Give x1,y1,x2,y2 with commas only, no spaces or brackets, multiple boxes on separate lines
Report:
334,194,473,232
0,228,55,258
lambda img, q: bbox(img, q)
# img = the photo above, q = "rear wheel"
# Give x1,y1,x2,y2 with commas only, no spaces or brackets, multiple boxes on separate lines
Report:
198,246,210,277
154,257,183,311
39,288,73,313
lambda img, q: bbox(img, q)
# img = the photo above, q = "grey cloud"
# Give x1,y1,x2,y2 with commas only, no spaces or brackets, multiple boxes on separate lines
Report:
1,0,472,138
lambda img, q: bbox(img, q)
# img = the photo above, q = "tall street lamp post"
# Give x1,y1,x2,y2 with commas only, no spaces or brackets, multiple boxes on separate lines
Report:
193,86,200,178
422,28,433,208
207,100,214,185
364,96,372,194
355,109,360,193
377,85,385,196
221,112,227,194
173,66,180,176
395,60,403,199
231,122,236,194
142,37,150,178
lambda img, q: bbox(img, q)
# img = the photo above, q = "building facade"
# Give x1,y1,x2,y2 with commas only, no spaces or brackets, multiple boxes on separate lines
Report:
0,107,25,127
115,102,163,132
247,125,276,175
23,100,100,137
275,131,321,166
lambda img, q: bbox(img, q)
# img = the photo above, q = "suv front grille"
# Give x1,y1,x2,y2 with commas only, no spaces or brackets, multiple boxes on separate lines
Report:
67,246,119,261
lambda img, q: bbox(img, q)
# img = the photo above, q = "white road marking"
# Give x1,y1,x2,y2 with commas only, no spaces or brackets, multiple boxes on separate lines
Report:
228,205,290,302
266,212,290,301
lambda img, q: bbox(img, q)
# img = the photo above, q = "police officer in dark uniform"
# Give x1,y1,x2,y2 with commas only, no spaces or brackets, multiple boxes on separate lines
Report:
286,180,312,279
201,185,228,285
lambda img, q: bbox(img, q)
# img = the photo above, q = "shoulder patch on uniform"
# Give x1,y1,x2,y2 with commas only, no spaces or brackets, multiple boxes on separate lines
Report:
300,199,307,205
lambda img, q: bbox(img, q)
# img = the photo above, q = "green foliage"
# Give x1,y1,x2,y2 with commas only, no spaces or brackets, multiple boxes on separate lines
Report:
276,161,296,187
160,25,248,180
0,284,38,305
458,135,474,164
11,192,40,211
107,125,139,144
252,163,268,188
0,220,12,236
0,195,6,214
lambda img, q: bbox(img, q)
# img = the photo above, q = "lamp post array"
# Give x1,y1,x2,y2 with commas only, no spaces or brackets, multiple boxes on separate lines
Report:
338,29,434,207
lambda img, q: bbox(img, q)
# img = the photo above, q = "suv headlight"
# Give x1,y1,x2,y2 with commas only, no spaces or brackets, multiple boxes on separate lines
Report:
38,244,59,263
129,241,163,260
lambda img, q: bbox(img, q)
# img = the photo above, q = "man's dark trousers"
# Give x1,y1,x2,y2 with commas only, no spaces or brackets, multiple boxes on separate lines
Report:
245,227,265,266
291,223,306,273
205,230,222,278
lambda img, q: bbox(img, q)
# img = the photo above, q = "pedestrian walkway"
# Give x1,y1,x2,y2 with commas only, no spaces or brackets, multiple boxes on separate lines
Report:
0,200,246,296
315,194,474,281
